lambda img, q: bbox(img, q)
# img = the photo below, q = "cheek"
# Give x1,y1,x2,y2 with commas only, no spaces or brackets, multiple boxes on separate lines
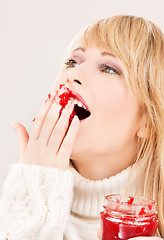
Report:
90,80,140,147
95,80,130,118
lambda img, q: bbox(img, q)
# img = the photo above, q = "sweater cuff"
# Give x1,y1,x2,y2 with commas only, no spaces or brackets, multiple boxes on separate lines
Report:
3,162,74,192
2,163,74,206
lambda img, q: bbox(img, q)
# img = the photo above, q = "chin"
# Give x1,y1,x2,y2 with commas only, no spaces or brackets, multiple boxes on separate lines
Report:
70,143,84,162
70,147,79,161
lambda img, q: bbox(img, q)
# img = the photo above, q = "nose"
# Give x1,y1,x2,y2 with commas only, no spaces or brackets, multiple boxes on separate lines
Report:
66,68,82,85
69,79,82,85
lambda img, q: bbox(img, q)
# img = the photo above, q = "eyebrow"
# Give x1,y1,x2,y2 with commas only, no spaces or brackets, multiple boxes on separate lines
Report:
73,47,85,53
101,51,115,58
73,47,124,75
73,47,115,58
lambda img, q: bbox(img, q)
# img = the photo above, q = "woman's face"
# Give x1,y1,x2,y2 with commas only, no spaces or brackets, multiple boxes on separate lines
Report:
55,46,142,175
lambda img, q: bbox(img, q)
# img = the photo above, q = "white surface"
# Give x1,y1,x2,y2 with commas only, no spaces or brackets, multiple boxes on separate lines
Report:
0,0,164,193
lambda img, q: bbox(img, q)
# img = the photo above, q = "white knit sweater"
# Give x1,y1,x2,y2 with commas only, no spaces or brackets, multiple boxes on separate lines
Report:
0,163,137,240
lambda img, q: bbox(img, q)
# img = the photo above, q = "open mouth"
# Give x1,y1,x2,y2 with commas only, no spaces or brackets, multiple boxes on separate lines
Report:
57,84,91,121
72,100,91,121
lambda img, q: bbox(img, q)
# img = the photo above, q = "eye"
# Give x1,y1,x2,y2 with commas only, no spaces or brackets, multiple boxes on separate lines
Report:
65,59,79,68
100,64,120,75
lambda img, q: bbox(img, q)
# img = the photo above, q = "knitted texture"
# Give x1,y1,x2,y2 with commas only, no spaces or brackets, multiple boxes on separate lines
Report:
69,165,136,218
0,163,74,240
0,163,137,240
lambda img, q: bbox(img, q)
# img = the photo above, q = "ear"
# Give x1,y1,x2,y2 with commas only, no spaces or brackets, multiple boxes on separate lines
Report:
136,114,147,138
137,127,145,138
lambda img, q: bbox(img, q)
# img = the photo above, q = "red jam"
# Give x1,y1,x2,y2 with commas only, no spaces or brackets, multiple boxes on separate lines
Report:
56,84,76,124
127,196,134,204
100,194,158,240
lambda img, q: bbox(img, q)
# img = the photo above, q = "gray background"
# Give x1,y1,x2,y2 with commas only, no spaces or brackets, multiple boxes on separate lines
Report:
0,0,164,193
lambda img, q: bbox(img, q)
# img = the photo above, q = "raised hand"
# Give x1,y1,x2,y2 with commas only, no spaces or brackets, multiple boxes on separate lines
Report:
12,92,79,170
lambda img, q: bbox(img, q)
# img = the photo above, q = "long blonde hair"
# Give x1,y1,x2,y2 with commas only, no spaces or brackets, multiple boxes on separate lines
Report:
61,15,164,237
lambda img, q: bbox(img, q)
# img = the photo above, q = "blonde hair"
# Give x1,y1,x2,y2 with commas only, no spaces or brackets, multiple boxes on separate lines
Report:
61,15,164,237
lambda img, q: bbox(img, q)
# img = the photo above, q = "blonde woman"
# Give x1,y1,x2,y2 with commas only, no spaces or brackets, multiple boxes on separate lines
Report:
0,15,163,240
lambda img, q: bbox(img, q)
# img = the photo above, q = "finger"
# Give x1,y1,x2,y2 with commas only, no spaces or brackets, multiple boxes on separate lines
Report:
51,77,61,92
96,228,101,240
56,115,79,168
12,122,29,159
47,101,74,150
30,91,57,141
38,97,65,144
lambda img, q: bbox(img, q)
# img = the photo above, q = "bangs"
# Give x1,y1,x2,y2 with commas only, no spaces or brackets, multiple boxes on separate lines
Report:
79,18,121,57
70,16,133,81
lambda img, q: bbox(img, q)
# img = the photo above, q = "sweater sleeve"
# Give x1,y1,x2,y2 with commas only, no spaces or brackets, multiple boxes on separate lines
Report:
0,163,74,240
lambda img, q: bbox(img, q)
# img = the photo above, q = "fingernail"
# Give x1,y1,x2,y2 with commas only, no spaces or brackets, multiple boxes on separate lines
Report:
50,91,57,101
71,115,79,126
45,91,57,102
45,93,51,103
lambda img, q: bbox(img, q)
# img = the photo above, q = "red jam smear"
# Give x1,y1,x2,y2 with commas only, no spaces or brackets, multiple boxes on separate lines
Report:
57,84,71,106
48,93,51,99
127,196,134,204
100,211,158,240
139,207,146,215
57,84,76,124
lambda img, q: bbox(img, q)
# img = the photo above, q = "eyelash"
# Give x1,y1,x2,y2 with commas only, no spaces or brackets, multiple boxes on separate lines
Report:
65,59,78,68
64,59,120,76
100,64,120,76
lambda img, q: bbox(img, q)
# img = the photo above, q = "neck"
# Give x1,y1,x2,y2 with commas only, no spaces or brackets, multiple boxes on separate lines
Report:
71,146,136,180
69,162,137,218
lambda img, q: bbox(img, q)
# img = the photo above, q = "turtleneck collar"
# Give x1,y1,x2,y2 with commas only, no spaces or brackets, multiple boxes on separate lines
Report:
69,165,137,219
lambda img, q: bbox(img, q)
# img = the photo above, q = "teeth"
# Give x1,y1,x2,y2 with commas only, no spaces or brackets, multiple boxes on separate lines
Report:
70,97,87,110
77,101,83,107
73,99,78,105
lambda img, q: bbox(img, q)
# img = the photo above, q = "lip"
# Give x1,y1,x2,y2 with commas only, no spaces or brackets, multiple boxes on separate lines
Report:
69,90,90,111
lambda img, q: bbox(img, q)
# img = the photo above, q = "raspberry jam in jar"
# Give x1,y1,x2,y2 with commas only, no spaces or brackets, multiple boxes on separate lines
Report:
100,194,158,240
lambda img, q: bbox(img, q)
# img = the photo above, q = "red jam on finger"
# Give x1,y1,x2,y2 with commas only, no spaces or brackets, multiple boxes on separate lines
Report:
56,84,76,124
100,194,158,240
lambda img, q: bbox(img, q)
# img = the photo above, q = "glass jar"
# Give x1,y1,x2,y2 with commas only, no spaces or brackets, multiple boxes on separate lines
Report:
100,194,158,240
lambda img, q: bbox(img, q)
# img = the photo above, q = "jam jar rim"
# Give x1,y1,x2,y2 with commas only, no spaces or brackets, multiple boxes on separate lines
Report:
105,194,157,206
104,194,157,218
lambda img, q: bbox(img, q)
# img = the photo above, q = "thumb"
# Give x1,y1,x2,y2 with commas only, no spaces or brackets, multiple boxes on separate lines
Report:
12,122,29,159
